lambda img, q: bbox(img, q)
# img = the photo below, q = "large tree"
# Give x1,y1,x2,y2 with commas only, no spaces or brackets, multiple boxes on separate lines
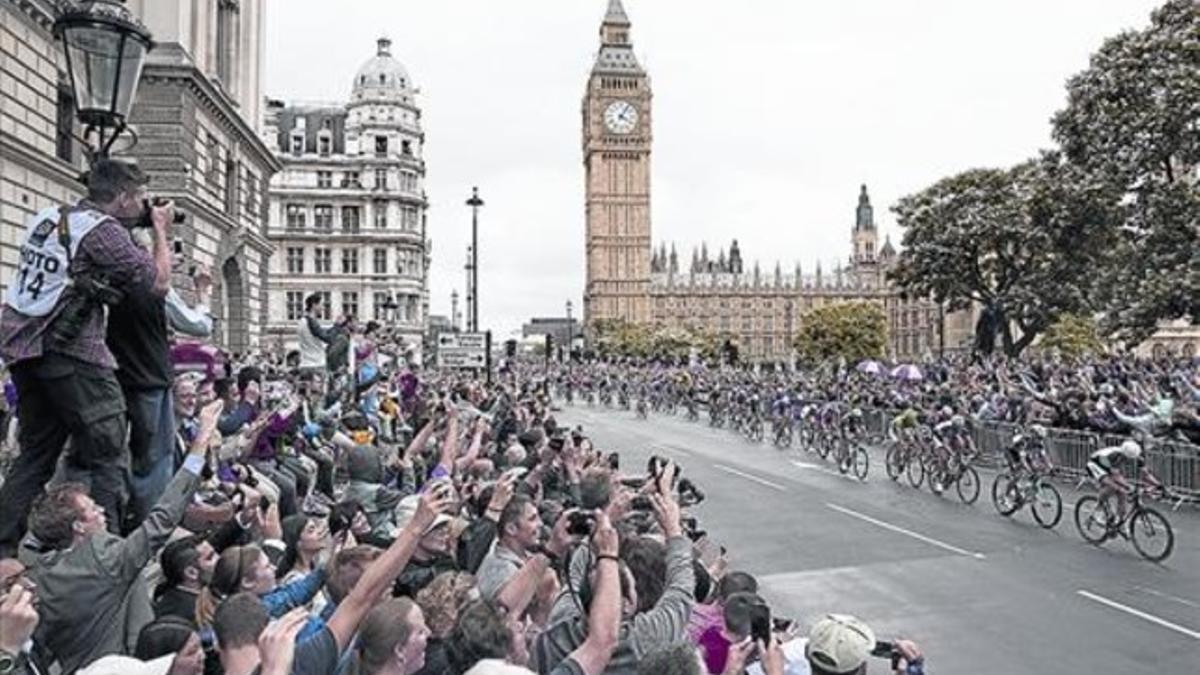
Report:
793,302,887,364
889,154,1116,356
1052,0,1200,343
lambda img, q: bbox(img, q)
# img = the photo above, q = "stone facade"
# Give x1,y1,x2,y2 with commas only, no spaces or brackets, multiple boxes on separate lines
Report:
580,1,951,362
581,0,653,327
0,0,279,354
262,38,430,359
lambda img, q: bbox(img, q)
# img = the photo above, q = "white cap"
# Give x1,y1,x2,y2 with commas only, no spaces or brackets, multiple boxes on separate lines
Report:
805,614,876,674
77,655,175,675
464,659,536,675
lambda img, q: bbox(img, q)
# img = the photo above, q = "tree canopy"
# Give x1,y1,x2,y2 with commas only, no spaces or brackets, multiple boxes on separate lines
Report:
793,302,887,364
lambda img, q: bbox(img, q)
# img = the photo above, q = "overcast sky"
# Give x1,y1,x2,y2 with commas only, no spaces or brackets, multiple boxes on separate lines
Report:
264,0,1163,337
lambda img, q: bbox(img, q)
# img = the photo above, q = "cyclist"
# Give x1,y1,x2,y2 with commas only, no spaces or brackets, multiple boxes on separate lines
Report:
1086,439,1163,532
887,407,920,445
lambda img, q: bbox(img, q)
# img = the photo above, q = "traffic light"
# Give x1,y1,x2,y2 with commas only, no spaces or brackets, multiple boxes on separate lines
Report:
545,333,554,356
505,339,517,359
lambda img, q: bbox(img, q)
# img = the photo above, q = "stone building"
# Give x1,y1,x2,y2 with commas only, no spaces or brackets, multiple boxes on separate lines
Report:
580,1,954,362
262,38,430,358
1,0,278,353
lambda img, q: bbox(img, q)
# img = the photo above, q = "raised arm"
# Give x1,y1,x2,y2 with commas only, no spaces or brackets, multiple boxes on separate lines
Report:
562,514,621,675
325,485,454,650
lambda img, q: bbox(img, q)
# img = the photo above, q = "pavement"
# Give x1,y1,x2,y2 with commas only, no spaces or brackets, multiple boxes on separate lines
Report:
556,404,1200,675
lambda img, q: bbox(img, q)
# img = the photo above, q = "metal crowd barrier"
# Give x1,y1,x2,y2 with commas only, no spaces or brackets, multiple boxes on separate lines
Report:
862,407,1199,507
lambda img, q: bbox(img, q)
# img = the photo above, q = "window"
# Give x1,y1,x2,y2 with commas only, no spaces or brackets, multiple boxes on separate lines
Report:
374,201,388,229
290,134,303,155
341,249,358,274
317,171,332,188
400,205,419,231
318,134,331,156
286,247,304,274
342,291,359,320
374,168,388,190
286,204,306,230
314,205,334,230
342,171,360,188
399,171,417,192
316,291,332,320
314,248,332,274
224,158,239,216
246,170,258,215
341,206,360,233
286,291,304,321
401,140,412,156
207,134,221,185
373,248,387,274
375,136,388,157
216,0,236,91
373,292,389,321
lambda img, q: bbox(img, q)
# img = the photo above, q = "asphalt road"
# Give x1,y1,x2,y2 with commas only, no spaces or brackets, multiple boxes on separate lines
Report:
557,404,1200,675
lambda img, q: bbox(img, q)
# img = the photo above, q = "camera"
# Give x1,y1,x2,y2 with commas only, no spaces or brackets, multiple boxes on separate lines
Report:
134,197,187,228
871,641,924,675
566,511,596,537
48,274,125,347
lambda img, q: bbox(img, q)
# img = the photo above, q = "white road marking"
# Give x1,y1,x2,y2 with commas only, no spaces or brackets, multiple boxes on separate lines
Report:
712,463,787,491
1077,590,1200,640
825,502,987,559
790,460,858,481
1132,586,1200,610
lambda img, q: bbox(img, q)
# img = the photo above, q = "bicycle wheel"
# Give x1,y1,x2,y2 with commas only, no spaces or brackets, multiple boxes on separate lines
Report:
956,465,980,504
837,441,852,474
991,473,1020,516
885,446,903,481
1031,481,1062,529
817,435,831,460
852,446,869,481
1074,496,1110,545
906,453,925,488
927,459,946,496
1129,508,1174,562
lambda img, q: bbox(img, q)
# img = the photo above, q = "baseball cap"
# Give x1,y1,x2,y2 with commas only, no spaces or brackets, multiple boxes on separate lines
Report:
78,655,174,675
805,614,876,674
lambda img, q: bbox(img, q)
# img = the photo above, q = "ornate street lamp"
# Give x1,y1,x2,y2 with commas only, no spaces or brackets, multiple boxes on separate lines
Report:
54,0,154,159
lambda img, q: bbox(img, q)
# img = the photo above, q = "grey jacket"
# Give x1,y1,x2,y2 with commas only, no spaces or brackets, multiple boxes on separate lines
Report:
24,458,202,673
532,535,694,674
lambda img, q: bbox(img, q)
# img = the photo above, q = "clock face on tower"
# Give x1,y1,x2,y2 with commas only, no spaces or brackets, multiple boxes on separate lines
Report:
603,100,638,134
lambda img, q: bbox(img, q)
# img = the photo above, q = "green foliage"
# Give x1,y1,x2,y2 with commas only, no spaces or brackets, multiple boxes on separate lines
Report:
793,302,887,364
889,154,1115,356
1039,314,1106,357
1051,0,1200,343
591,319,722,361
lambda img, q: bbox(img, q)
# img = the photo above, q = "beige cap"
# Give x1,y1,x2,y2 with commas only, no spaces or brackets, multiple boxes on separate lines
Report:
78,655,175,675
805,614,876,674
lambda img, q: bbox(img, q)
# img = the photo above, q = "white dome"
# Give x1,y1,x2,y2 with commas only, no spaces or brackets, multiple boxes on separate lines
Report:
353,38,411,100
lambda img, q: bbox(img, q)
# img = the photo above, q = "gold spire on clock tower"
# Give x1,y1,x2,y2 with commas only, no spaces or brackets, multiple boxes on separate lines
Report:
583,0,653,333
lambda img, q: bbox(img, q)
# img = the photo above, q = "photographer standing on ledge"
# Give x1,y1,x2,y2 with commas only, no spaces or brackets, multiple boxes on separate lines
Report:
0,159,173,556
108,230,213,531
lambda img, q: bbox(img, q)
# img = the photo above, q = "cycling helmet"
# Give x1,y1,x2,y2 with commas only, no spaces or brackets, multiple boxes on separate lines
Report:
951,415,966,428
1030,424,1047,438
850,408,863,418
1119,440,1143,461
941,406,954,418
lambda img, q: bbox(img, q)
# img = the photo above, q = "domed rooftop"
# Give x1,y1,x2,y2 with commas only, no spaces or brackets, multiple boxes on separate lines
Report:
352,38,411,101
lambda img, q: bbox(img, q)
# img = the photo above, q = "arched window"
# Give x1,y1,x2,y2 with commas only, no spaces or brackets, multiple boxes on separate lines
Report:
379,74,387,84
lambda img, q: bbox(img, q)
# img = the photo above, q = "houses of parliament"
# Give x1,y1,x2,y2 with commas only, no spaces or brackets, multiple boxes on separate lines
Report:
581,0,968,362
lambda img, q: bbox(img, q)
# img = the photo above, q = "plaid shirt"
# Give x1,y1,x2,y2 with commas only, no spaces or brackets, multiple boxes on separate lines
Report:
0,202,156,369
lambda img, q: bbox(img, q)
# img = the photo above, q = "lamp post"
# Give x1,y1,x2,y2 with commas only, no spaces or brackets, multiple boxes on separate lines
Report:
54,0,154,160
465,187,484,332
463,246,473,332
565,299,574,365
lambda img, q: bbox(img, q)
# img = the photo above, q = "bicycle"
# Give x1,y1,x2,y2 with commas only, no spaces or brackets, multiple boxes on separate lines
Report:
991,468,1062,529
834,434,869,481
1074,484,1174,562
927,449,980,504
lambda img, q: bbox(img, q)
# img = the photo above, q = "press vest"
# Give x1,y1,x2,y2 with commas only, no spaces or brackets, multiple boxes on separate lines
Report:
4,205,108,317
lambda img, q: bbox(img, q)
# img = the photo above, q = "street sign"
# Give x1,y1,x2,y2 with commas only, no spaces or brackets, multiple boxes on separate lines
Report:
437,332,489,368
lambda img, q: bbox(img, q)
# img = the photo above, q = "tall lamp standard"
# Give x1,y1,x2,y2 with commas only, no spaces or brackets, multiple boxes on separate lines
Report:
565,299,573,364
465,187,484,332
54,0,154,160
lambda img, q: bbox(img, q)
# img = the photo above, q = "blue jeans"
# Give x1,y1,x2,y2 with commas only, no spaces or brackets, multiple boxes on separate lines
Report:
126,386,176,529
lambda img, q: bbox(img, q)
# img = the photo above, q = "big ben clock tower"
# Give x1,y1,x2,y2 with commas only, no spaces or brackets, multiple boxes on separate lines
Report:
583,0,653,332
